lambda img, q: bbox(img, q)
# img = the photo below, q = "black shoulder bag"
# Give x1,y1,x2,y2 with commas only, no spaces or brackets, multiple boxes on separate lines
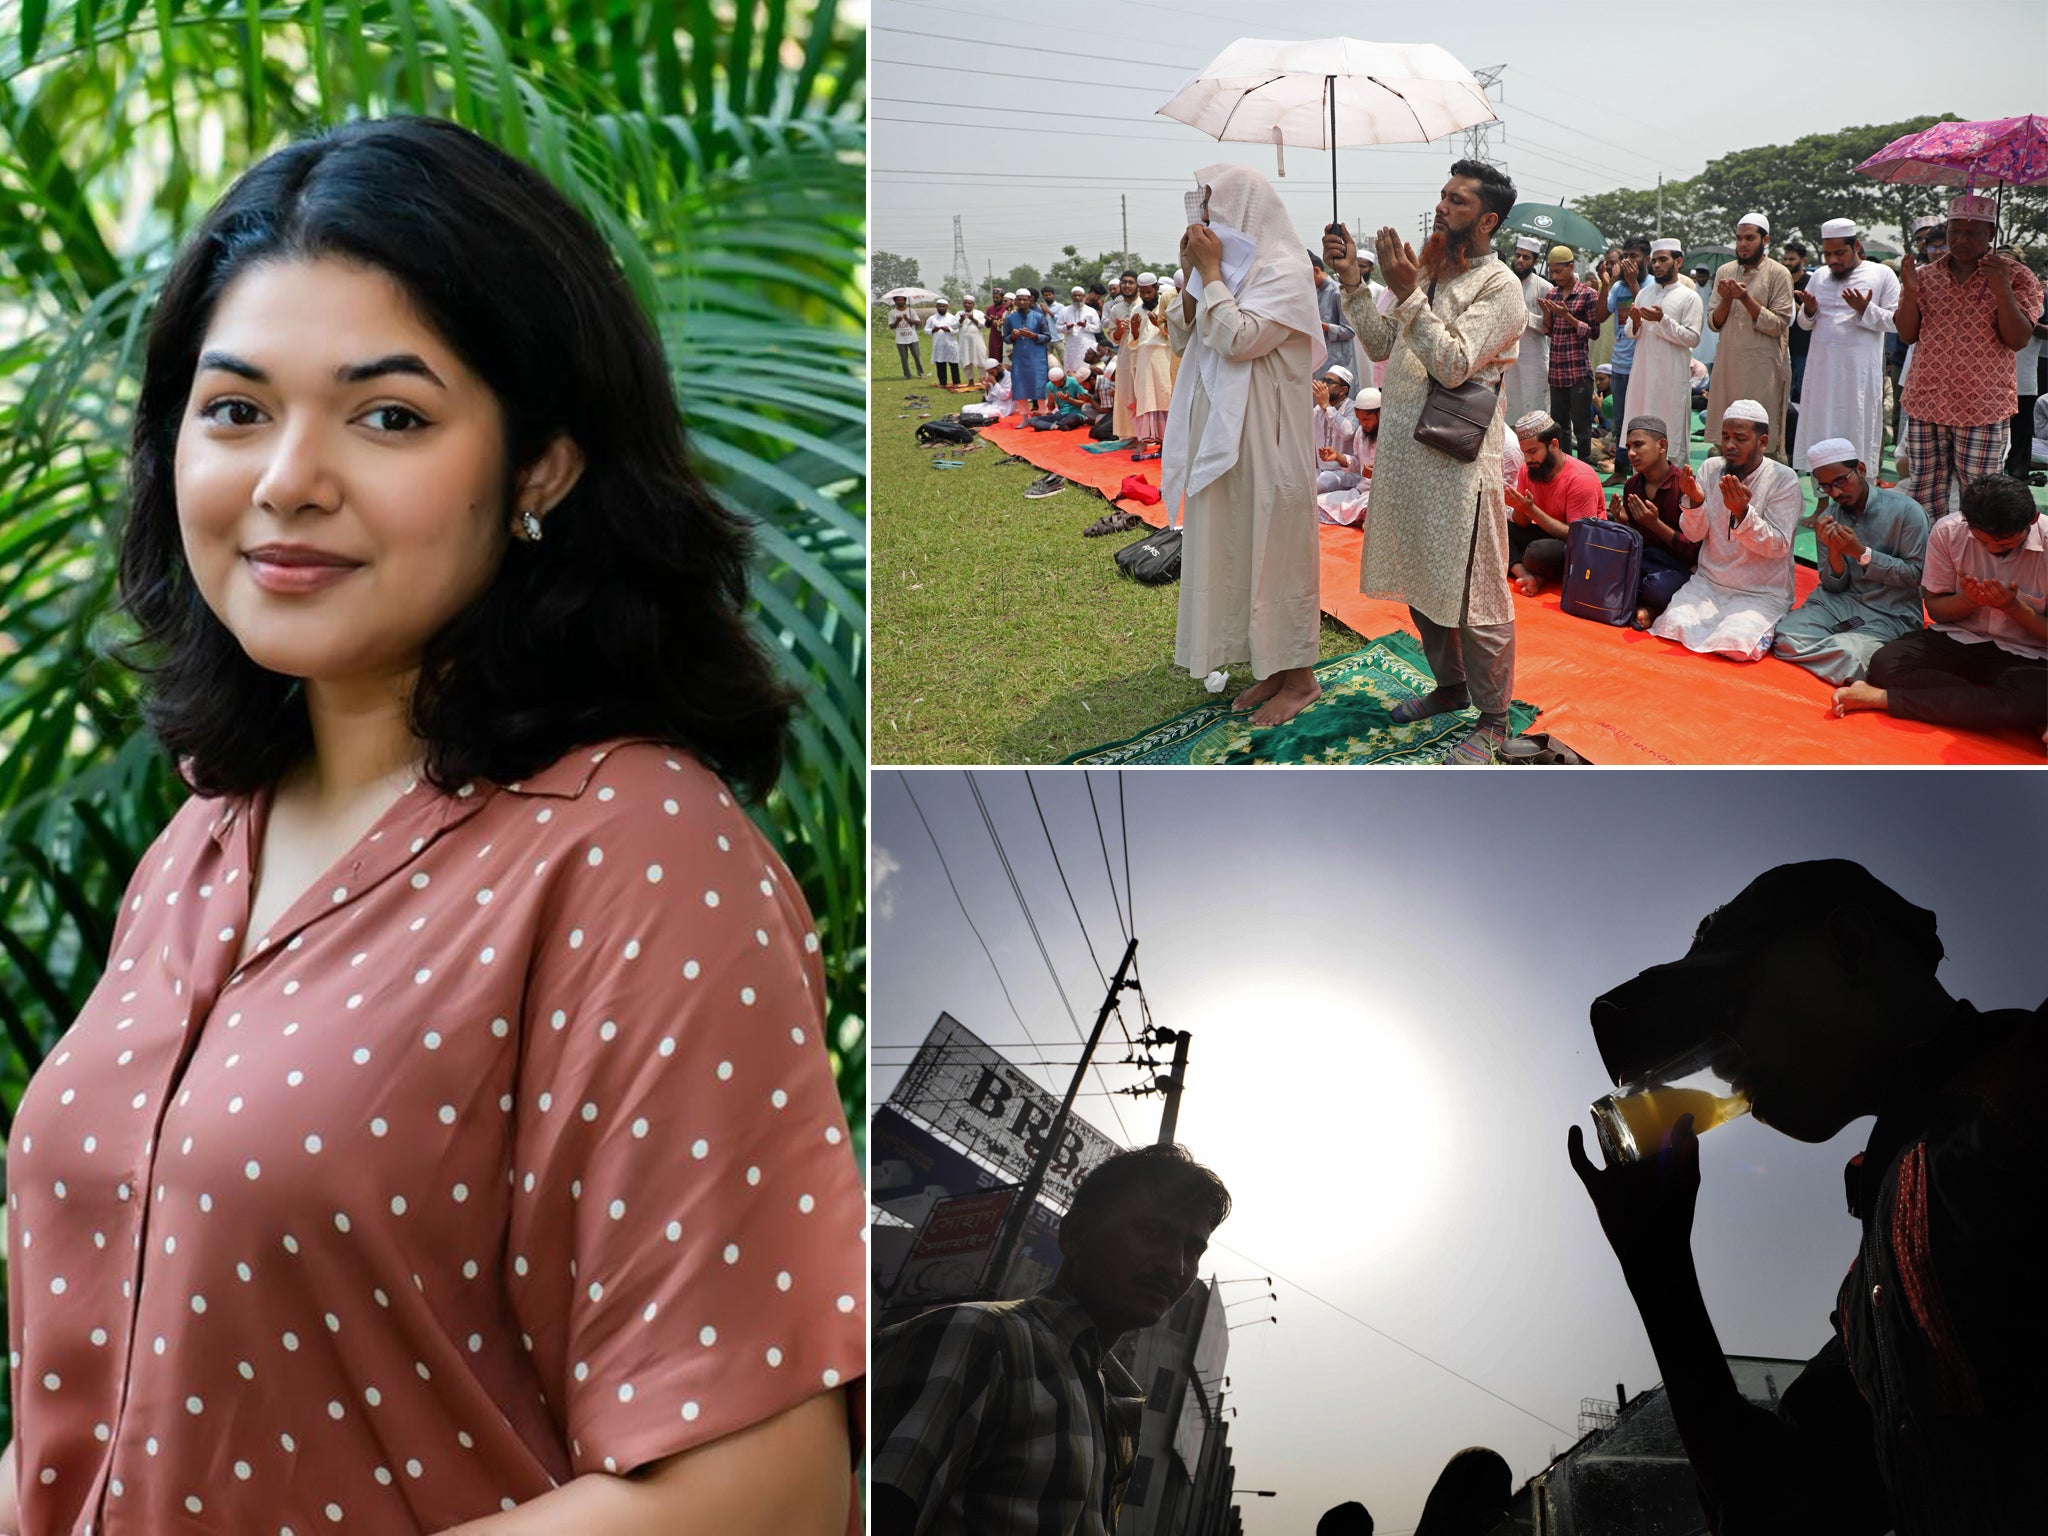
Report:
1411,276,1503,464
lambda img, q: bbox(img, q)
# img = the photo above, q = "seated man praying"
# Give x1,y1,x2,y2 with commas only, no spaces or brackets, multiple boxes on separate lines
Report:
1607,414,1704,627
1313,366,1369,492
1506,409,1606,596
1648,398,1804,660
1771,439,1930,683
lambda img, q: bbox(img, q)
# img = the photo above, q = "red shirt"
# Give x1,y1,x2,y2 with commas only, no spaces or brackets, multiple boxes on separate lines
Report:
1903,255,2044,427
1526,449,1605,527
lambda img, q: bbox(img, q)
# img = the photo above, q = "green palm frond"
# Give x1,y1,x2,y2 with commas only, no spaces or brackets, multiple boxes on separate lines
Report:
0,0,869,1200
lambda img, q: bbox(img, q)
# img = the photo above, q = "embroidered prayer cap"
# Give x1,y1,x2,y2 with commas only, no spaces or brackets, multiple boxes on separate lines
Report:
1735,211,1770,235
1514,235,1543,253
1624,414,1669,440
1650,238,1683,254
1819,218,1859,240
1513,409,1557,436
1912,214,1946,235
1323,365,1355,387
1947,192,1998,225
1356,388,1383,410
1805,438,1861,470
1723,398,1770,424
1548,244,1575,263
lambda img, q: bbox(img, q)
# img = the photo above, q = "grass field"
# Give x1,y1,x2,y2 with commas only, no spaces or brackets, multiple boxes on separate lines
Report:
870,364,1364,765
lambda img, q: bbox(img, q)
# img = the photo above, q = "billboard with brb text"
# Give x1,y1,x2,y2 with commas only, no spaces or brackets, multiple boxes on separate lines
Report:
884,1011,1121,1211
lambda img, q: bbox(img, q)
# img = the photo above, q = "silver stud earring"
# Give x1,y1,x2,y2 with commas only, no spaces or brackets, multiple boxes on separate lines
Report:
520,510,544,542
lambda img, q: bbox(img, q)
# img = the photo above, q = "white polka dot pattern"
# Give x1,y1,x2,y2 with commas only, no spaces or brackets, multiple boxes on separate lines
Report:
4,741,866,1533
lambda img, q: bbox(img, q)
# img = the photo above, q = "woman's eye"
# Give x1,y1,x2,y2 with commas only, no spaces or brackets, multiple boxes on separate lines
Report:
362,404,429,433
200,399,264,427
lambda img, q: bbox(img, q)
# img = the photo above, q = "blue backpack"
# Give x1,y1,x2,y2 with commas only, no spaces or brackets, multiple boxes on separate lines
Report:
1559,518,1643,626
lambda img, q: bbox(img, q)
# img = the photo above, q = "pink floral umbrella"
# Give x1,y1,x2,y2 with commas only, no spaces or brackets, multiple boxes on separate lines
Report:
1854,114,2048,188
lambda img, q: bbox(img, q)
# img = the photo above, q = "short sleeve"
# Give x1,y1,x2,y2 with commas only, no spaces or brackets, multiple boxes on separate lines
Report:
1922,520,1959,594
505,750,866,1477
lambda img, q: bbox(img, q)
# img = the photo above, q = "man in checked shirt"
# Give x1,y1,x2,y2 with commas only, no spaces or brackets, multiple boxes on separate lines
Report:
873,1145,1231,1535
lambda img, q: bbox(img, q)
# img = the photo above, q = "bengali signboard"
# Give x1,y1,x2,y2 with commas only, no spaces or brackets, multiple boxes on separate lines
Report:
891,1187,1017,1304
873,1106,1064,1296
886,1012,1122,1211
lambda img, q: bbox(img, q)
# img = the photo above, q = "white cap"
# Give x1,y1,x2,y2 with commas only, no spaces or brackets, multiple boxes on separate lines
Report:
1912,214,1946,235
1158,277,1177,291
1650,238,1682,255
1948,192,1998,225
1806,438,1861,470
1514,409,1558,435
1595,362,1613,375
1013,288,1033,299
1736,211,1770,234
1048,365,1065,382
1324,364,1355,387
1356,388,1383,410
1137,272,1159,285
1820,218,1859,240
1723,399,1770,424
1514,235,1543,253
1071,285,1084,294
1073,363,1092,380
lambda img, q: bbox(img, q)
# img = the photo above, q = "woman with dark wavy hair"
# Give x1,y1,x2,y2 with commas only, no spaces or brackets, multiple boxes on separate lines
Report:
1,117,864,1536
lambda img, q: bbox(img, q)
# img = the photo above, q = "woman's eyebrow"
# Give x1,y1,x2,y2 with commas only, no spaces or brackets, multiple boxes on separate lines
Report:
195,350,447,389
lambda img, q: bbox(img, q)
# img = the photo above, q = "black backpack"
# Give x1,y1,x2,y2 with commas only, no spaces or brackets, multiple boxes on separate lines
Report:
1113,526,1182,585
916,419,975,446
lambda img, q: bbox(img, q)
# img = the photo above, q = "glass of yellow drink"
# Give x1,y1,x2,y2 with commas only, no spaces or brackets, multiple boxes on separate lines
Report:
1589,1037,1751,1164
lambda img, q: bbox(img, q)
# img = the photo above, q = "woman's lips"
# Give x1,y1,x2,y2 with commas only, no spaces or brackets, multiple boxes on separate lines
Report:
243,549,362,594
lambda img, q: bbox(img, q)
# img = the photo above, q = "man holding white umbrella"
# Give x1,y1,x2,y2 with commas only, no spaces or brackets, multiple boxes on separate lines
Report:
1326,160,1529,764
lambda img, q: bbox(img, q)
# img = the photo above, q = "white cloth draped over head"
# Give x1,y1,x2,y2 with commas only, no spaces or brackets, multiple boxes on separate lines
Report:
1163,162,1326,509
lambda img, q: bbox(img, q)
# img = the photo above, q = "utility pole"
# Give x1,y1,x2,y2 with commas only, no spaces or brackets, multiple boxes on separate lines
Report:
1155,1029,1191,1146
982,936,1140,1298
949,214,973,290
1121,193,1129,258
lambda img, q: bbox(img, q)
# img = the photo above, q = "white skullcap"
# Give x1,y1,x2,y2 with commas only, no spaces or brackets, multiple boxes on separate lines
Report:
1595,362,1614,375
1514,409,1557,435
1013,288,1032,299
1137,272,1159,285
1159,276,1177,290
1356,388,1383,410
1650,238,1682,254
1514,235,1543,253
1805,438,1860,469
1071,285,1084,293
1912,214,1946,235
1073,363,1092,380
1820,218,1859,240
1736,211,1770,234
1948,192,1997,225
1723,399,1770,424
1324,365,1355,387
1048,365,1065,382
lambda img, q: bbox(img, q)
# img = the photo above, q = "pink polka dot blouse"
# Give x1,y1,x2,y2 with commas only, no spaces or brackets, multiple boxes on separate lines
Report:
4,739,866,1534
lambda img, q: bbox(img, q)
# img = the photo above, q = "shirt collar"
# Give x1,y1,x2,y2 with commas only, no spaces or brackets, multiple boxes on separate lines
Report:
1028,1276,1113,1368
1844,997,2010,1218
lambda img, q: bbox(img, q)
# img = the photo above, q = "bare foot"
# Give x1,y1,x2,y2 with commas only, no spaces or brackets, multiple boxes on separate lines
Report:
1250,669,1321,727
1231,675,1281,714
1513,568,1545,597
1832,681,1887,717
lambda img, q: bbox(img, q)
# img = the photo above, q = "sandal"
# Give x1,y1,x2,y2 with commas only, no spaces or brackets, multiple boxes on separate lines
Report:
1083,510,1142,537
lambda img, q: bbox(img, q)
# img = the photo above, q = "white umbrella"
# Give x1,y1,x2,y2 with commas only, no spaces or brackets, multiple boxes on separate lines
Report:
1158,37,1498,228
879,286,946,305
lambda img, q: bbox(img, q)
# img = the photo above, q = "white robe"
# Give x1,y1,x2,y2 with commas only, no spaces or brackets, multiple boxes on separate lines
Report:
1058,303,1101,373
1628,277,1703,462
958,312,990,373
924,312,960,365
1792,259,1899,472
1649,456,1804,660
1503,269,1553,426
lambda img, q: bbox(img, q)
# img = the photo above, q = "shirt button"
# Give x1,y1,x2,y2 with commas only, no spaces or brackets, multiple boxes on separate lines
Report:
1870,1282,1884,1307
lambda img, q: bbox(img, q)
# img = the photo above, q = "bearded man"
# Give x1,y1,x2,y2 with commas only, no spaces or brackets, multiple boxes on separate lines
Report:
1503,234,1553,426
1629,239,1705,467
1327,158,1528,765
1791,218,1901,475
1703,213,1794,454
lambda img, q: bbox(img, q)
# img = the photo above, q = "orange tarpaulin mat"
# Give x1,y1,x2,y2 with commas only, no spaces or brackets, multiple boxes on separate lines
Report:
977,415,2043,765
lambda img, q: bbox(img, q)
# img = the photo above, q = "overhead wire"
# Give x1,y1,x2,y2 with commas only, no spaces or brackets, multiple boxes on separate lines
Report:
1210,1237,1575,1438
1084,773,1130,942
964,773,1137,1144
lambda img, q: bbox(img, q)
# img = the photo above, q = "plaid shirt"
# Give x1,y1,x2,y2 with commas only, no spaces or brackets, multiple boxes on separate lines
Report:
1545,277,1603,387
874,1281,1146,1535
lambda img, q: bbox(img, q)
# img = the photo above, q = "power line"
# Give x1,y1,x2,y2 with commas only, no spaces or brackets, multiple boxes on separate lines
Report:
873,24,1204,73
965,773,1136,1144
1211,1237,1575,1438
1501,72,1698,178
1084,772,1129,943
874,55,1169,92
896,775,1045,1061
1024,771,1136,1051
1119,770,1134,937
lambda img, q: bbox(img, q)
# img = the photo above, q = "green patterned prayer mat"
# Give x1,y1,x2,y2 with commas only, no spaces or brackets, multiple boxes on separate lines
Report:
1063,634,1541,766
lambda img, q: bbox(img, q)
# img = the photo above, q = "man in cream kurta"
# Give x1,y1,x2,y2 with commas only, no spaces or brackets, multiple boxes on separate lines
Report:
1328,160,1529,764
1650,399,1806,660
1629,239,1706,465
1164,165,1325,728
1504,234,1553,427
1791,218,1901,473
1703,213,1795,453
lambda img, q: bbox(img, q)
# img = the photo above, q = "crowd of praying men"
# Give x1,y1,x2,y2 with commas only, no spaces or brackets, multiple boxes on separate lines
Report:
889,190,2046,742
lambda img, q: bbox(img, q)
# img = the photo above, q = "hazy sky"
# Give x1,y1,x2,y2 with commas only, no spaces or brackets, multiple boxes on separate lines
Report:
873,0,2047,288
871,767,2047,1535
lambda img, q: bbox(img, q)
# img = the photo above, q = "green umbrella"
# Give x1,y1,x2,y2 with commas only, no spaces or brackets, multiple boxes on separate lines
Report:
1502,202,1606,253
